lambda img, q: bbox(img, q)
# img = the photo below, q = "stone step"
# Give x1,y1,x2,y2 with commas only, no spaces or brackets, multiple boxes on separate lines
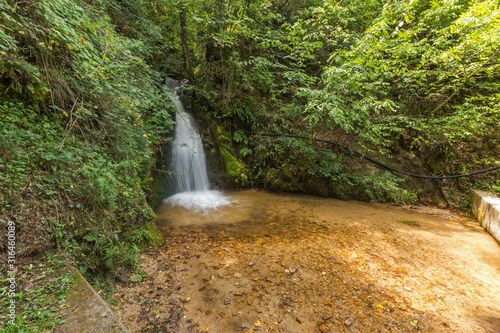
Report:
472,190,500,243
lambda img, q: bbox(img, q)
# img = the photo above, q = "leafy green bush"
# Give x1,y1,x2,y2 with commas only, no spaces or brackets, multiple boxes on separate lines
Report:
302,0,500,201
0,0,174,257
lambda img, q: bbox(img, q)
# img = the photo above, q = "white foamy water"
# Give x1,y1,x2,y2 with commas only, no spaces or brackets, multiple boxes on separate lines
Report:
163,78,230,212
164,190,232,212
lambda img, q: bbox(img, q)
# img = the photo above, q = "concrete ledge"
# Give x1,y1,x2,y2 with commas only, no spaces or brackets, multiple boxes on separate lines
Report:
55,266,130,333
472,190,500,243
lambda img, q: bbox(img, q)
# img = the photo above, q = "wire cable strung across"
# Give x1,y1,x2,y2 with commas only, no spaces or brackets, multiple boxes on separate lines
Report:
198,91,500,180
227,124,500,180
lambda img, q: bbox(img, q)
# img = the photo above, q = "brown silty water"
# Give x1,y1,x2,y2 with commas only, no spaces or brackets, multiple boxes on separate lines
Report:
114,189,500,332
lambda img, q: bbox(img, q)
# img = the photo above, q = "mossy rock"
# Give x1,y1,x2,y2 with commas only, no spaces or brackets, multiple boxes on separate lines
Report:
214,125,231,147
221,148,248,186
124,222,165,249
150,142,175,209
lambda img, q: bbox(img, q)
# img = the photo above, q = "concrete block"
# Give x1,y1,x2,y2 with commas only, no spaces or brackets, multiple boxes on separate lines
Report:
472,190,500,243
56,266,130,333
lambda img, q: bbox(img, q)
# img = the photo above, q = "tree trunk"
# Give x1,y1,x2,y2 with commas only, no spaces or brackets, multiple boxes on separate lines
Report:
179,7,195,83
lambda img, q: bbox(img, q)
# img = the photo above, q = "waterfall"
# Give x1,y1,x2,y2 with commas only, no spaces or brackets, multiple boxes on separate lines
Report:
167,78,210,192
163,78,230,211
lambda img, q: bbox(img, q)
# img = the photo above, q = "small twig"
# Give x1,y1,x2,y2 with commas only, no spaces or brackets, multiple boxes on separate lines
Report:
75,122,91,150
88,41,109,77
11,1,31,10
275,0,290,14
429,46,500,116
58,98,79,149
20,170,38,198
42,56,55,106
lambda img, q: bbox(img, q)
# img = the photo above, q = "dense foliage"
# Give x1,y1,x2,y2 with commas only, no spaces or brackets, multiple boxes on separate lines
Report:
167,0,499,204
1,1,499,329
0,0,174,262
1,0,499,271
305,0,500,188
1,1,498,331
166,0,412,201
308,0,500,203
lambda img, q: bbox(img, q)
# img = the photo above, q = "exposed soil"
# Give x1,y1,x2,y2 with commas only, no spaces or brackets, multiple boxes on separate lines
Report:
113,190,500,333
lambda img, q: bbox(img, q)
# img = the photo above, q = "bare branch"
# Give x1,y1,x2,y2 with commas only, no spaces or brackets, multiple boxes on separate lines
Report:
88,41,109,77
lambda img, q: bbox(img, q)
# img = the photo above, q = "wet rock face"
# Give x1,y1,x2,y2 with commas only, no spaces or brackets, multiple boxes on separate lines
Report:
151,141,175,209
472,190,500,243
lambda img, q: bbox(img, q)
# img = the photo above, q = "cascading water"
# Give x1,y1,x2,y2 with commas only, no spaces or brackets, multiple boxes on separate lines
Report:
163,78,230,211
167,78,210,193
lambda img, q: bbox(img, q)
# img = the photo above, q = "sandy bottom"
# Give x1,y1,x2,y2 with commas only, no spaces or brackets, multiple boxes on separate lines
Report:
114,190,500,333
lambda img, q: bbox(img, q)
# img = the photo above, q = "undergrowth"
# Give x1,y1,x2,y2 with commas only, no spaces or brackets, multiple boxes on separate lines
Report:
0,0,173,293
0,253,73,332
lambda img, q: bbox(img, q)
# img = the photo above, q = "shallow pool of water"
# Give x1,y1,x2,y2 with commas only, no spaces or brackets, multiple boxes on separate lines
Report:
148,189,500,333
156,189,310,227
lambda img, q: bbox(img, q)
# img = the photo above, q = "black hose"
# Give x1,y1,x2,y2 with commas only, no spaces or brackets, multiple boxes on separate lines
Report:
228,124,500,180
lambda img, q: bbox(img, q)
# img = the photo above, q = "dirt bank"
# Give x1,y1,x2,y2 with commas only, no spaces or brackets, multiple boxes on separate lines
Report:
113,190,500,332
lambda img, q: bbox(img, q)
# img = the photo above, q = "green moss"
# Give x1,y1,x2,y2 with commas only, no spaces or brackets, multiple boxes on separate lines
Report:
144,222,164,246
221,148,248,185
215,126,231,147
221,149,240,177
209,124,249,186
125,222,165,249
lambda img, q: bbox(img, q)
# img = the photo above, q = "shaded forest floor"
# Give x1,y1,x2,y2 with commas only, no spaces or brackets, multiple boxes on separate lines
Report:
112,191,500,332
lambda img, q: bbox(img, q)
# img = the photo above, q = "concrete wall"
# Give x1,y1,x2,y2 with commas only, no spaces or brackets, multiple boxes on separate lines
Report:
472,190,500,243
56,266,130,333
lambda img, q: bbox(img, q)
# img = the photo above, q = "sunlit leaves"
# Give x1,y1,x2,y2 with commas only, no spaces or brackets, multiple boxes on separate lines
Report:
304,0,500,149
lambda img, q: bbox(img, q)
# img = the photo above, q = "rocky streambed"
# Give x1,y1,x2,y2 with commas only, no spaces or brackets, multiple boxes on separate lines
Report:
112,190,500,333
